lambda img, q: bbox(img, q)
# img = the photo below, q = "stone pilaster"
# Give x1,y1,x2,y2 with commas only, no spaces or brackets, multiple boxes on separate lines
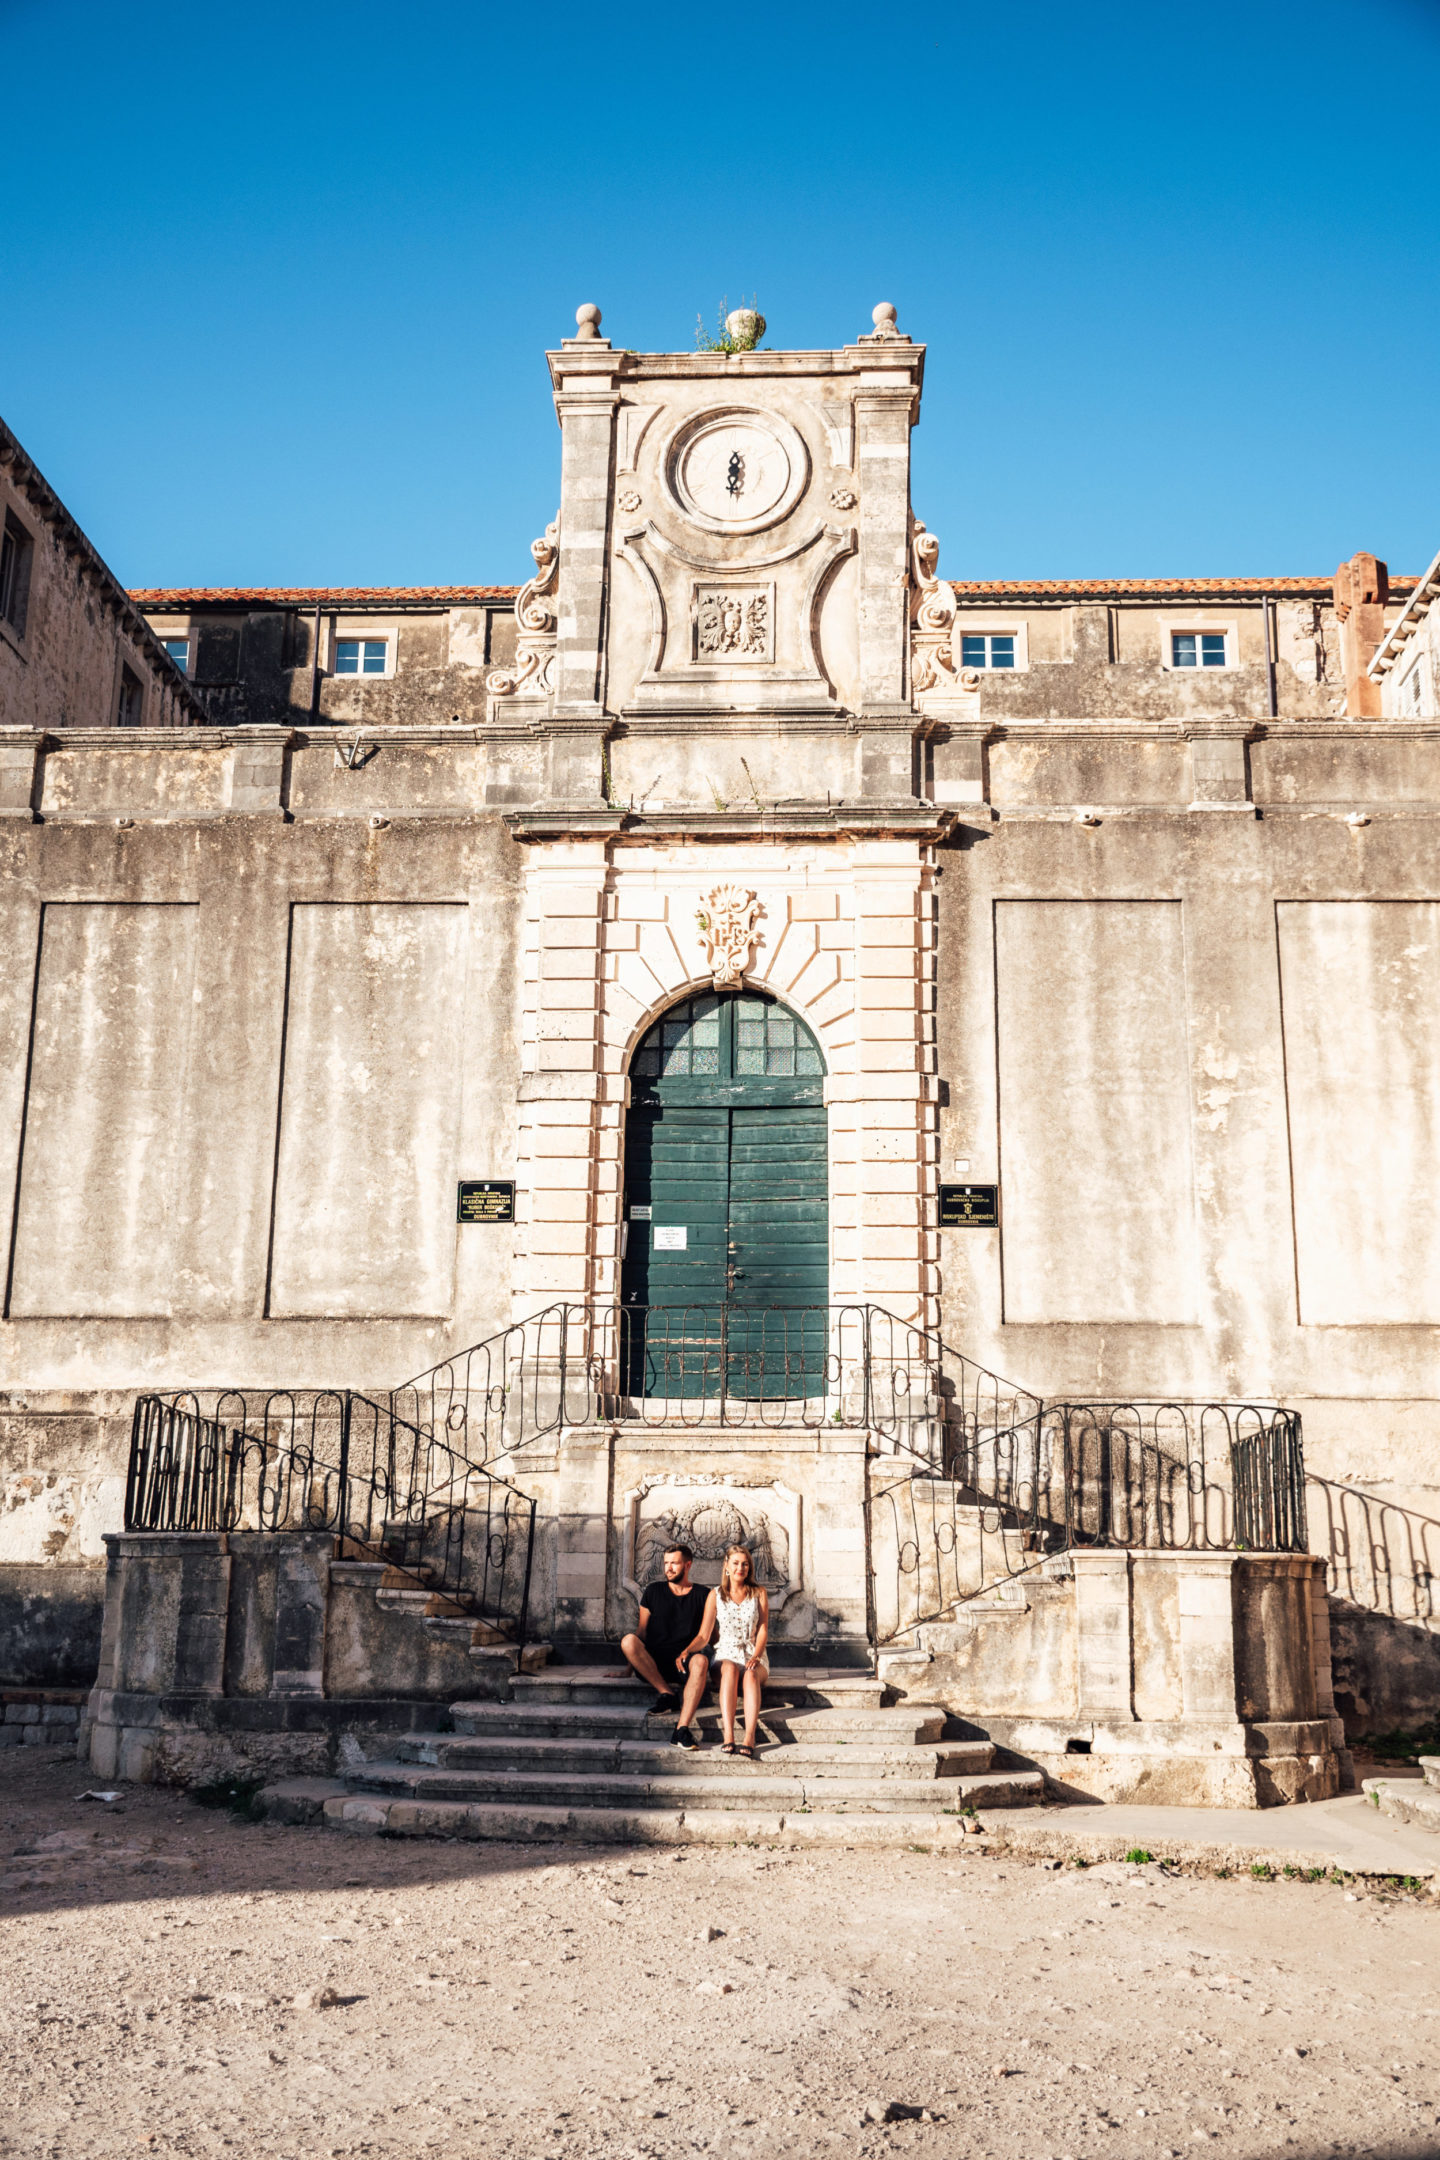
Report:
547,340,622,721
514,843,609,1318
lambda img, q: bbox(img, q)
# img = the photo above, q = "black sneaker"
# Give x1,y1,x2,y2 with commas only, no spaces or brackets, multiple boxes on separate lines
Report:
654,1692,680,1715
671,1724,698,1750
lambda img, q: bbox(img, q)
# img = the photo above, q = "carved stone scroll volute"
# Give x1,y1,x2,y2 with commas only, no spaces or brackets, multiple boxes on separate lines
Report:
487,516,560,706
908,521,964,698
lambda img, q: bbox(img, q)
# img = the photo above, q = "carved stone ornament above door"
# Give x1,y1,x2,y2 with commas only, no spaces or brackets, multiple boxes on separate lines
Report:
697,884,762,987
665,407,810,535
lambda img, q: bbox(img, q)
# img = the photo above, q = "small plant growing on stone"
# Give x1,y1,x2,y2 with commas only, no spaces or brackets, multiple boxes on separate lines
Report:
694,296,766,354
1250,1862,1274,1879
1124,1848,1153,1865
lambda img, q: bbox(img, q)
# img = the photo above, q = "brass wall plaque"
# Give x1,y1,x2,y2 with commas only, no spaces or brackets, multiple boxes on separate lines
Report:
939,1183,999,1228
457,1180,515,1225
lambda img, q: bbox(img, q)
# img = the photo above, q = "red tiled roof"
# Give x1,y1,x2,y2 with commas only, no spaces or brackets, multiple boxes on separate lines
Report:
127,585,519,606
130,575,1420,609
948,575,1418,598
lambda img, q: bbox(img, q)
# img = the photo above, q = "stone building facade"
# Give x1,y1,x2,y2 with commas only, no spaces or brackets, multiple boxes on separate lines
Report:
0,417,206,746
1,307,1436,1794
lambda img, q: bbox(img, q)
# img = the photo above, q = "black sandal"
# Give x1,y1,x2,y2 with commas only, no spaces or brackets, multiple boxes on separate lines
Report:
721,1741,737,1755
736,1743,756,1760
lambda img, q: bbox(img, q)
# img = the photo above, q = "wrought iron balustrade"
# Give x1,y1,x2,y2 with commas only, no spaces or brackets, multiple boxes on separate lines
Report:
390,1300,1041,1462
125,1386,535,1640
126,1309,1309,1657
870,1397,1309,1644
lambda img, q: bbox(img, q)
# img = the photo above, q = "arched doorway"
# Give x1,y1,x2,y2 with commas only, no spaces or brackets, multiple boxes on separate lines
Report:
620,990,828,1400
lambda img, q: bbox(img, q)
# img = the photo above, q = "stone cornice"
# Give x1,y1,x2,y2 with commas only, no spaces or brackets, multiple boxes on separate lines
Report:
505,802,954,844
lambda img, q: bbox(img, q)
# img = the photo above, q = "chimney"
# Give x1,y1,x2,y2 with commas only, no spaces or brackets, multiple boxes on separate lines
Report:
1332,550,1390,717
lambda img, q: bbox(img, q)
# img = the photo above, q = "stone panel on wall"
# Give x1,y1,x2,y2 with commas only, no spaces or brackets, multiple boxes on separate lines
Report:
9,902,198,1317
268,902,467,1318
995,899,1198,1324
1277,900,1440,1324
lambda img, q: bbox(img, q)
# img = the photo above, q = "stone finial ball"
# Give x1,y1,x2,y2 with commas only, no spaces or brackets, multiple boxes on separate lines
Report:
725,307,766,346
872,302,899,330
574,303,603,339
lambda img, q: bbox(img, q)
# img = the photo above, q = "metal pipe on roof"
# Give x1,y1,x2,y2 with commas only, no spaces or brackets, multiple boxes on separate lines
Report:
1262,598,1277,718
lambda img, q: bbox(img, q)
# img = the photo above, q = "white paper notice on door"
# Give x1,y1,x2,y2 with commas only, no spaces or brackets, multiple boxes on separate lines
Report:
653,1225,688,1251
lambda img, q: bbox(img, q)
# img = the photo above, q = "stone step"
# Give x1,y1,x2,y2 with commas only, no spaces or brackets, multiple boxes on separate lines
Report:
444,1698,944,1745
338,1763,1039,1815
1363,1777,1440,1836
767,1707,948,1743
507,1666,820,1708
450,1702,664,1740
388,1734,994,1780
256,1771,1038,1845
1423,1757,1440,1795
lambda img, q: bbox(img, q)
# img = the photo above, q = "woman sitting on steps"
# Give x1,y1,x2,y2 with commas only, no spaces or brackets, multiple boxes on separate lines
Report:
704,1544,770,1760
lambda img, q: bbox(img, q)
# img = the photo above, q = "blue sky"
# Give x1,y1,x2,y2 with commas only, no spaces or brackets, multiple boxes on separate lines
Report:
4,0,1439,587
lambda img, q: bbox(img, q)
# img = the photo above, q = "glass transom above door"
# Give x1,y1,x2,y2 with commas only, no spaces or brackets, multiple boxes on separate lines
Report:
631,992,824,1094
665,408,810,534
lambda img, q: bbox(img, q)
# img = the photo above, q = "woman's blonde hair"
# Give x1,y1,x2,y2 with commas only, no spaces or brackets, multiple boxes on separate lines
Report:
719,1545,755,1602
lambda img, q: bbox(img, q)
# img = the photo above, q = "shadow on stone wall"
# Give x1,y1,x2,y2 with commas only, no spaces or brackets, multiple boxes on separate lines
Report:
0,1564,104,1687
1308,1477,1440,1734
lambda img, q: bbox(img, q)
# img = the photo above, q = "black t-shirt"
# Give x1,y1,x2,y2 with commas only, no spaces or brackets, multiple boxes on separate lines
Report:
641,1580,708,1667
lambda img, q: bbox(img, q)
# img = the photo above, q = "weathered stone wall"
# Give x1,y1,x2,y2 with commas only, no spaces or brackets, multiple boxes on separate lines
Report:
134,601,517,731
0,423,202,737
0,1397,129,1683
875,1546,1342,1806
934,800,1440,1730
130,590,1397,734
948,595,1355,722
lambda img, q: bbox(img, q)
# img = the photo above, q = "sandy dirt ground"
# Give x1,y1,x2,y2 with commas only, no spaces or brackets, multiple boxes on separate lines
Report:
2,1750,1438,2160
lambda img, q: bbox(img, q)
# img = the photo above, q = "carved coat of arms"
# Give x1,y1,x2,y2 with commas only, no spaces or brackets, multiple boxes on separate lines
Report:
696,884,761,988
635,1492,790,1596
696,585,771,662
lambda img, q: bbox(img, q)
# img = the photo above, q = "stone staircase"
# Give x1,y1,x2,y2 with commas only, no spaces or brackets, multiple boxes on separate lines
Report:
1362,1756,1440,1836
258,1663,1046,1849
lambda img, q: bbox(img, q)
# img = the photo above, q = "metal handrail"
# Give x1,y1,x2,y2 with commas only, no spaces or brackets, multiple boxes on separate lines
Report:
125,1386,535,1642
125,1310,1308,1656
869,1396,1309,1644
389,1300,1042,1464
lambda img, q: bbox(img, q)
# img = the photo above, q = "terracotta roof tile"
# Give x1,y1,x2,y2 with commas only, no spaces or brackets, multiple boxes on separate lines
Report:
130,576,1421,609
128,585,519,606
948,575,1418,599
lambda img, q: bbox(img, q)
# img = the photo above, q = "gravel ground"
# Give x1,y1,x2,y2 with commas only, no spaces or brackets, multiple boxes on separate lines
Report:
2,1750,1438,2160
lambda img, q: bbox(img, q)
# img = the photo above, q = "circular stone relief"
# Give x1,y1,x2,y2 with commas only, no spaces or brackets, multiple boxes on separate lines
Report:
666,408,809,534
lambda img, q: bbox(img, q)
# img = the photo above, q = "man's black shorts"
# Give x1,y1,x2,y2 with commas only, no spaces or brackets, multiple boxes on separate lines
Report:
633,1641,711,1693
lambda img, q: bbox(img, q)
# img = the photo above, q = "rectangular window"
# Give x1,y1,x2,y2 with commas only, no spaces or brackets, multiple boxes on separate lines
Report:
162,636,190,673
960,632,1016,670
335,638,388,676
1,510,35,637
1172,631,1227,668
116,665,143,726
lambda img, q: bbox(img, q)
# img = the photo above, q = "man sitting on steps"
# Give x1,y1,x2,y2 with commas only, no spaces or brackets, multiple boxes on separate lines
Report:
620,1543,711,1750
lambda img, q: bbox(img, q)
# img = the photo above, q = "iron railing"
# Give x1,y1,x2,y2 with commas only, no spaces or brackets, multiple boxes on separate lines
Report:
391,1301,1041,1464
125,1387,535,1640
125,1310,1310,1657
869,1398,1308,1644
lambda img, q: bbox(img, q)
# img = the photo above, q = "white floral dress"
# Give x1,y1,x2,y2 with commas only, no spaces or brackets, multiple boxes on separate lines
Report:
713,1591,768,1676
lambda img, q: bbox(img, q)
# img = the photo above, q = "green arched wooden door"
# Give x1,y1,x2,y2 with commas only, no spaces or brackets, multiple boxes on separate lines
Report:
620,991,828,1400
